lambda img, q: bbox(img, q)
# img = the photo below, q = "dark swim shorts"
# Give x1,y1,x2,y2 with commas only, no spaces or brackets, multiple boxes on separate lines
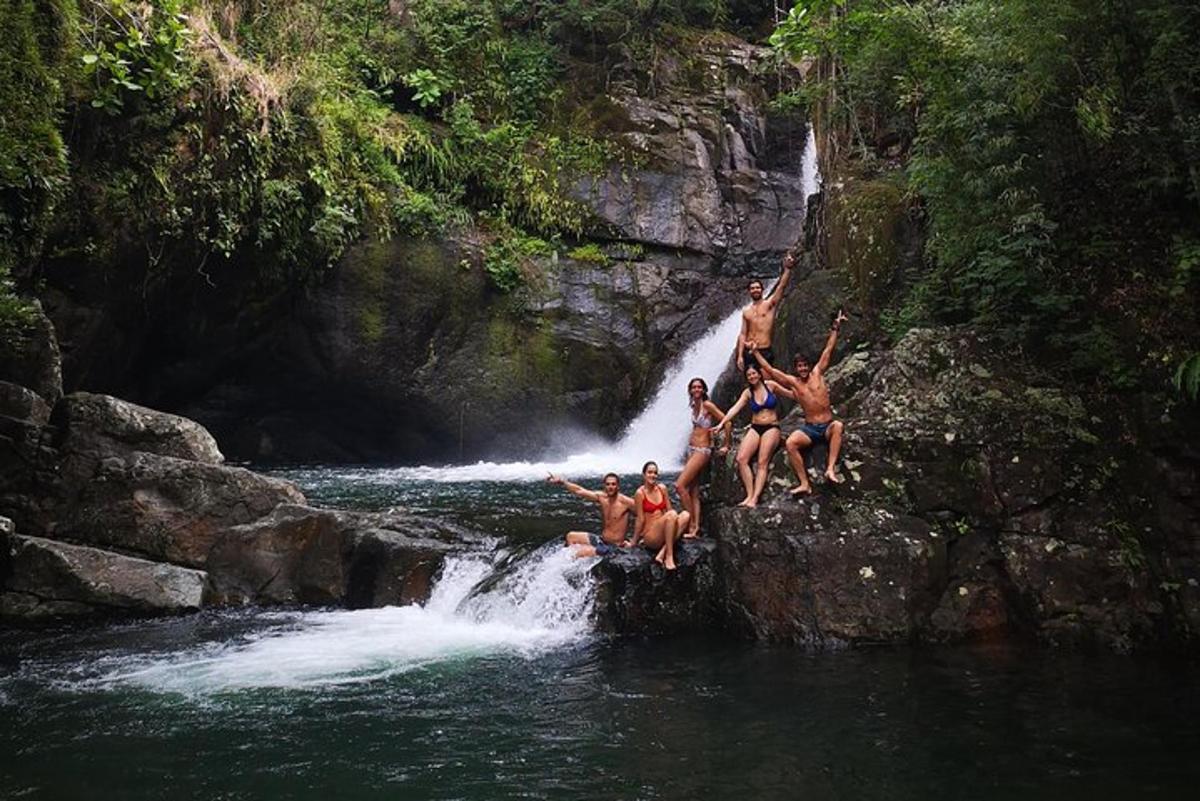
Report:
741,346,776,370
796,421,832,441
587,533,617,556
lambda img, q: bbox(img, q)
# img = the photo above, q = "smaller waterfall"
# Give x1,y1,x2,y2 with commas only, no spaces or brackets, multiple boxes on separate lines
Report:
801,122,821,202
86,545,595,693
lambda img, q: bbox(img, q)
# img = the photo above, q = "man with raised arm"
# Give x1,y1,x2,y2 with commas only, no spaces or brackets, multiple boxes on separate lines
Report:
547,472,636,557
735,250,796,373
749,309,849,494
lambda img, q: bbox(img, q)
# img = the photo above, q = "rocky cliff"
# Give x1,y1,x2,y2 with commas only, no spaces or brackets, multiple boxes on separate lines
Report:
593,326,1200,653
38,35,809,464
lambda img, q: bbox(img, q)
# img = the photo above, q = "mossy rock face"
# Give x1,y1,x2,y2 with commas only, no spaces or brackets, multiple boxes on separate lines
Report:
826,175,911,310
692,326,1200,652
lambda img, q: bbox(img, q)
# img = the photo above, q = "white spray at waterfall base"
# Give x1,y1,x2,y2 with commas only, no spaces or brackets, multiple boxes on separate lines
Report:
87,545,595,693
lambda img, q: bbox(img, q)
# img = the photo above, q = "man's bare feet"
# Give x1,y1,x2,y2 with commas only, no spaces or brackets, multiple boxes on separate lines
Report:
789,484,813,496
824,468,844,484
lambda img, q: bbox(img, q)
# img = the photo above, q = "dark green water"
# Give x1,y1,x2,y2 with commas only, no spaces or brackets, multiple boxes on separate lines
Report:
2,469,1198,800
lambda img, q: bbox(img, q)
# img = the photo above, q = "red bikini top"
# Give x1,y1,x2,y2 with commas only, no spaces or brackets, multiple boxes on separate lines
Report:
642,488,669,513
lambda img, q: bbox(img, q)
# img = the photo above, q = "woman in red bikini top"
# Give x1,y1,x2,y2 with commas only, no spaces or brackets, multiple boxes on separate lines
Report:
629,461,690,571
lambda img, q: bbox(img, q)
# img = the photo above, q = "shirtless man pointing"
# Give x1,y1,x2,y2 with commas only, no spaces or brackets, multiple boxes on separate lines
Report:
735,250,796,373
548,473,635,557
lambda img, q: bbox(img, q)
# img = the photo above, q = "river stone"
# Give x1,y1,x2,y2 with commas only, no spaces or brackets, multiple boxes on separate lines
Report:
56,391,224,464
709,505,943,645
0,532,209,619
51,449,306,568
591,539,720,635
205,504,456,607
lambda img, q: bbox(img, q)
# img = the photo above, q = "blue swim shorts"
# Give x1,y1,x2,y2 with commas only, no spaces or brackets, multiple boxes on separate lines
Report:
588,533,617,556
796,421,832,441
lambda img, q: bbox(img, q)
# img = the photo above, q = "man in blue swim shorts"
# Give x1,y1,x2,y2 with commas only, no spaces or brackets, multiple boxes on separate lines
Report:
547,472,636,557
749,309,849,495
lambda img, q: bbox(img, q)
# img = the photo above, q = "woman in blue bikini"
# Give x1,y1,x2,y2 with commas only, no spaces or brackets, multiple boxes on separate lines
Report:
674,378,731,538
713,364,795,507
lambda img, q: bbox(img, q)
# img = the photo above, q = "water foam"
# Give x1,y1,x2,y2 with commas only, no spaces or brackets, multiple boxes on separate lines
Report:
88,546,595,693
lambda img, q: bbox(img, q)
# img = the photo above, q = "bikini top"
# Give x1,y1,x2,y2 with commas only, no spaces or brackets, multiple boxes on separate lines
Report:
691,405,714,428
749,386,778,413
642,488,669,514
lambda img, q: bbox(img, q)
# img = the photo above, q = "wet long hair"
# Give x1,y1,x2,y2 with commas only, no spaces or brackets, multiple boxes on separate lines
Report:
642,460,658,475
687,377,709,403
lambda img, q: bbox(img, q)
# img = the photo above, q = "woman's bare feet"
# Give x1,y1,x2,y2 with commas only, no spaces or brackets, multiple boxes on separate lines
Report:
737,497,754,507
683,527,700,539
824,467,844,484
664,556,677,570
654,547,667,564
789,484,813,496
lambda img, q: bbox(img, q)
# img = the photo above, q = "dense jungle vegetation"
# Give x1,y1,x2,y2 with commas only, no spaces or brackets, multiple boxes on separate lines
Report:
0,0,767,316
773,0,1200,397
2,0,1198,399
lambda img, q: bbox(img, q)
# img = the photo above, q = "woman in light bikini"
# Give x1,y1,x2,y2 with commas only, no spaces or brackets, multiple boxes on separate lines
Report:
712,363,795,508
630,461,690,570
674,378,730,538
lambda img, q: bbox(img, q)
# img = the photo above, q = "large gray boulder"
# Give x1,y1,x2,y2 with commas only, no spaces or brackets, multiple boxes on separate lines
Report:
51,448,305,568
708,504,944,645
0,530,208,620
696,327,1195,651
205,504,456,607
56,391,224,464
591,539,720,635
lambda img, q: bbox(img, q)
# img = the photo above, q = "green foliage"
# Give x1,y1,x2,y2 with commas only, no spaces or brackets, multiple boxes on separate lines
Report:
775,0,1200,389
1174,353,1200,400
483,230,551,292
6,0,766,314
0,0,76,325
401,68,447,108
567,242,610,264
79,0,190,113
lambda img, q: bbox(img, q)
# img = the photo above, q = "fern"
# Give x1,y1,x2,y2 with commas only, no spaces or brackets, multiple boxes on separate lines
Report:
1175,353,1200,401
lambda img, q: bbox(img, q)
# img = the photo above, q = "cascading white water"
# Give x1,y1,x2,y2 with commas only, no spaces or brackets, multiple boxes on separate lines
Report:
89,545,595,693
369,125,823,482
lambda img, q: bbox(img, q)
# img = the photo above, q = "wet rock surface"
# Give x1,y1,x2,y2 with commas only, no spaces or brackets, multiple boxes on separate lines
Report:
591,326,1200,653
0,326,465,621
591,539,720,635
705,327,1199,650
0,531,209,619
55,391,224,464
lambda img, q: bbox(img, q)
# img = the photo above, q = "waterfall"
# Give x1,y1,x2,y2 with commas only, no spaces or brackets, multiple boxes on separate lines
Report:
86,545,595,693
368,125,822,482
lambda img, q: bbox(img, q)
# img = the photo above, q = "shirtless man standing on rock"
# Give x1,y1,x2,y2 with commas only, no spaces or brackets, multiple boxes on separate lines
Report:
750,309,849,495
548,473,635,557
735,250,796,373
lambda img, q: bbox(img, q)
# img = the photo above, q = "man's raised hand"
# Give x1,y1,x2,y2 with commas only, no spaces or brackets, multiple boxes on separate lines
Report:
782,250,796,271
